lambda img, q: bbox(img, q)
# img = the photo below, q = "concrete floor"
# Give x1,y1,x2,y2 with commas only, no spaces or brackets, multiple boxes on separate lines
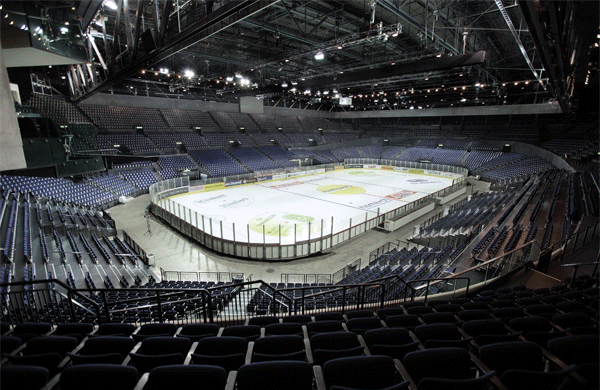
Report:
107,181,489,283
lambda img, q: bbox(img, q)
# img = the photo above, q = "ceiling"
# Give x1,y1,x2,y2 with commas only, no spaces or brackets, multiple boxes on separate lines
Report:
3,0,599,114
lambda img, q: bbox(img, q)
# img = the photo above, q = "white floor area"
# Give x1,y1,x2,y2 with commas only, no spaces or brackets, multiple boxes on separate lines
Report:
165,169,455,245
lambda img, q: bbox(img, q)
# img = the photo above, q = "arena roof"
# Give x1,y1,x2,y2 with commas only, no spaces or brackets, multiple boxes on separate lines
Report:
2,1,598,114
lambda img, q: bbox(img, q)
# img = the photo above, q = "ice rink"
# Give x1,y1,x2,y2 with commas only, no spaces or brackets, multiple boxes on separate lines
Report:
165,168,456,245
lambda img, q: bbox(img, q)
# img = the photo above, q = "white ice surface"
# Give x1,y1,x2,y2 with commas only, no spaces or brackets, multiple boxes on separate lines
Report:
165,169,454,244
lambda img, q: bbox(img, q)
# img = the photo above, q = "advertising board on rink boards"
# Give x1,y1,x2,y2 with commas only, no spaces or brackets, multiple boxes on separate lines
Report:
188,165,459,195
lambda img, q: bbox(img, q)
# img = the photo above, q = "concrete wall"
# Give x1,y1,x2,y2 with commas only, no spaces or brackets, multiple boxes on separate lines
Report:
331,103,563,119
81,93,239,113
485,140,575,172
0,40,26,171
81,93,337,119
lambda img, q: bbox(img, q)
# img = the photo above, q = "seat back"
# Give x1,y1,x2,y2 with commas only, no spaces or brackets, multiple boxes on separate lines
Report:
282,315,313,324
306,320,344,336
253,335,305,355
462,319,507,337
221,325,261,340
178,323,219,338
346,317,383,333
236,361,314,390
345,310,375,320
310,331,360,351
264,322,303,336
95,323,136,337
314,312,345,322
403,348,473,383
323,355,398,390
194,336,248,356
79,336,135,356
138,336,191,355
146,364,227,390
479,341,543,375
548,335,600,364
248,316,279,326
415,324,461,342
376,308,405,320
60,364,139,390
26,336,79,357
363,328,413,348
138,323,178,336
383,315,421,329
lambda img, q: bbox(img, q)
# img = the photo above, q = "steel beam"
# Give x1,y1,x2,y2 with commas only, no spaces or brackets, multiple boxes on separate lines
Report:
122,0,133,62
518,0,567,113
109,0,124,73
74,1,277,102
131,0,145,59
158,0,173,47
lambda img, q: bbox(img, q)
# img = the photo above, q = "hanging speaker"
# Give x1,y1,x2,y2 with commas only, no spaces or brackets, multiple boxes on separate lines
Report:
141,29,156,51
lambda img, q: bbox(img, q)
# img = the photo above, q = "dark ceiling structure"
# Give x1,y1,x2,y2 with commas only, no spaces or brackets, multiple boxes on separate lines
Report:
2,0,598,114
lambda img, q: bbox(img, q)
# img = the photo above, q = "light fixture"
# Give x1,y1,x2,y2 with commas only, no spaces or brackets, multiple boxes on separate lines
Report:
60,26,69,33
235,73,242,79
314,51,324,60
226,76,234,82
241,78,250,85
281,82,288,88
460,98,467,102
291,81,297,85
337,44,343,50
159,68,169,74
184,69,195,78
104,0,118,10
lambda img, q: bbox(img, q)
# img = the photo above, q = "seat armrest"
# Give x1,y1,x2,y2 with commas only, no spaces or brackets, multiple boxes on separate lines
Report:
357,335,371,356
39,373,62,390
224,370,237,390
245,341,254,365
304,338,313,364
469,351,508,390
122,341,142,366
132,372,150,390
393,358,418,390
313,365,326,390
184,341,198,365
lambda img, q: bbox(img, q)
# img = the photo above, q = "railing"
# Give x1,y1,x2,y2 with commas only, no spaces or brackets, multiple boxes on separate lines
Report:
552,220,599,261
369,242,399,265
122,230,148,265
0,237,547,326
332,258,361,284
159,269,238,283
147,161,468,260
279,273,335,285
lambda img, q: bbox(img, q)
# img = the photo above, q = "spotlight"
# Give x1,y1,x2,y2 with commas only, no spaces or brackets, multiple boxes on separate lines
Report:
184,69,194,78
105,0,117,10
314,51,324,60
